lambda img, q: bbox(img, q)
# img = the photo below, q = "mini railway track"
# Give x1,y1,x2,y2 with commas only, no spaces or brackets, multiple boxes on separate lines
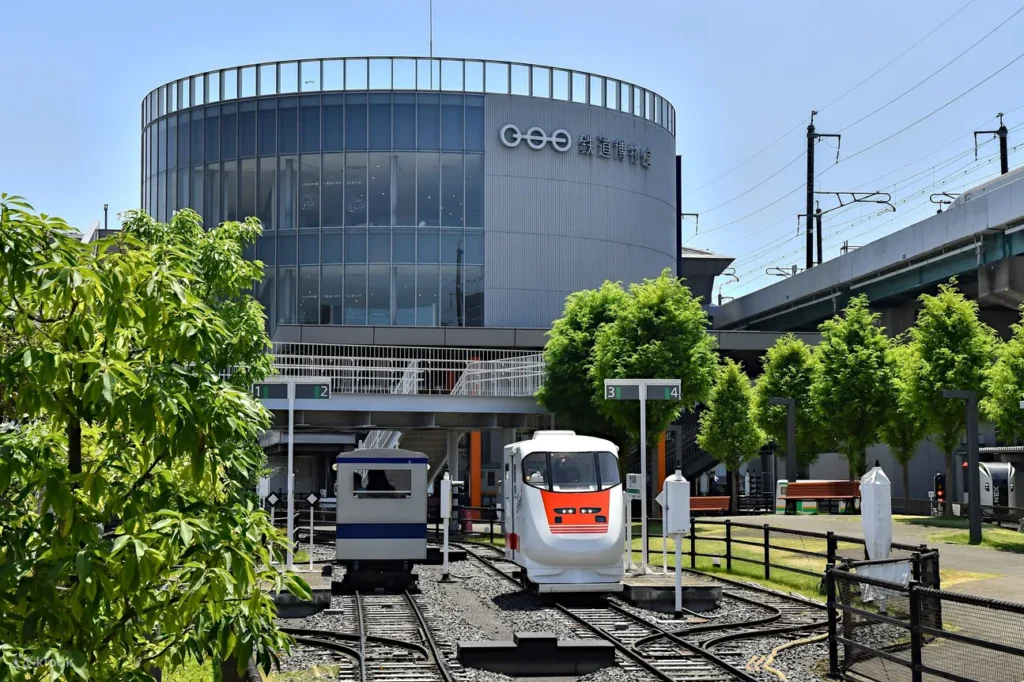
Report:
458,542,829,681
282,590,454,682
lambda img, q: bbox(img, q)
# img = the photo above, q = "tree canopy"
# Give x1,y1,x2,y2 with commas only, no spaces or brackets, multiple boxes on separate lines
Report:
879,342,929,502
907,280,997,514
697,359,766,511
811,295,895,478
753,334,826,467
536,281,627,441
0,197,306,681
982,305,1024,443
590,269,718,445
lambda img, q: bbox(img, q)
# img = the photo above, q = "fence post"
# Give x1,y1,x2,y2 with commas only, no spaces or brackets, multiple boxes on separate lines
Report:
909,581,923,682
911,552,921,583
725,519,732,571
826,531,837,565
689,515,696,568
825,563,839,679
763,524,771,580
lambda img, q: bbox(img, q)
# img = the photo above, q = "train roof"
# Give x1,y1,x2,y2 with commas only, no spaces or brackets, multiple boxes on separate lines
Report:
507,431,619,455
338,448,428,461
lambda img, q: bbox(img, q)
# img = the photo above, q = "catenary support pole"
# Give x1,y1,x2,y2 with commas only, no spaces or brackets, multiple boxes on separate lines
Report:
640,384,648,573
286,382,295,570
806,113,815,270
815,206,823,266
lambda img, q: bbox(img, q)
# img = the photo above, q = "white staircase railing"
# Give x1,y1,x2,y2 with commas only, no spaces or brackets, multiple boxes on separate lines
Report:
360,360,420,450
449,353,545,397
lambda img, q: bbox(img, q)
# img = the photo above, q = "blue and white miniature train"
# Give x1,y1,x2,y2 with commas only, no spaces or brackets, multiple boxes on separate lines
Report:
335,448,428,588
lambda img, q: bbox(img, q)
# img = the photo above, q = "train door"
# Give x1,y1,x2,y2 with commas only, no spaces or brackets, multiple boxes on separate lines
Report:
503,447,515,561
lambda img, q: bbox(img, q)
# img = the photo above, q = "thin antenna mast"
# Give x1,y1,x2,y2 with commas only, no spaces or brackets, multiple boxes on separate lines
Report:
429,0,434,88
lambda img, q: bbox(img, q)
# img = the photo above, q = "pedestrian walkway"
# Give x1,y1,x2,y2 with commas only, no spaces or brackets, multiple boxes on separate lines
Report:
719,513,1024,604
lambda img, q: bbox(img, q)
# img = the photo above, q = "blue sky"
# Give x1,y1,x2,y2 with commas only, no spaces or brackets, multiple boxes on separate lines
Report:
2,0,1021,298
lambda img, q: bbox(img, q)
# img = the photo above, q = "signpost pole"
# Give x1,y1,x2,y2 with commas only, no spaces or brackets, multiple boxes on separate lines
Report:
944,390,981,545
287,381,295,570
640,383,648,574
624,489,632,571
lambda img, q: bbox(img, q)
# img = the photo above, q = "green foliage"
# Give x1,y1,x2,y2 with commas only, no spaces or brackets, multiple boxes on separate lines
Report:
697,359,765,472
811,295,894,477
879,343,930,499
590,269,718,445
752,334,826,465
536,281,628,441
0,197,308,681
981,305,1024,442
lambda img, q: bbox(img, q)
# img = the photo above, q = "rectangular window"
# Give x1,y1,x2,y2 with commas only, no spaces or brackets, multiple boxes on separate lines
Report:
322,231,343,264
322,153,345,226
392,264,416,325
464,231,483,265
441,230,463,264
277,265,297,324
323,94,344,151
157,172,166,223
417,230,439,263
465,265,483,326
345,230,367,263
278,155,298,231
417,94,440,150
393,93,416,149
346,93,367,150
278,98,298,154
393,228,415,263
177,168,189,211
240,158,256,221
279,62,298,94
464,154,483,228
239,101,256,157
157,119,167,174
511,65,529,95
190,110,204,164
367,264,390,325
416,264,439,326
177,113,190,168
168,169,177,216
485,62,508,93
257,156,275,230
299,233,318,265
300,96,320,153
344,152,367,226
368,93,391,149
321,264,343,323
191,165,204,223
367,152,391,227
168,115,178,168
440,263,461,327
344,264,367,325
323,60,343,90
416,154,439,227
258,99,276,155
393,152,416,226
221,103,237,159
590,76,603,106
532,67,550,98
441,95,463,151
465,97,483,152
440,153,463,227
352,469,412,497
278,232,297,266
222,160,238,222
298,266,319,324
299,155,320,229
368,229,390,262
205,162,221,225
300,60,320,92
205,107,219,161
258,235,276,266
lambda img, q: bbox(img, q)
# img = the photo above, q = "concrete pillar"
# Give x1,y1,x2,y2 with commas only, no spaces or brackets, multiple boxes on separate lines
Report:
501,428,517,447
446,431,461,481
470,432,482,518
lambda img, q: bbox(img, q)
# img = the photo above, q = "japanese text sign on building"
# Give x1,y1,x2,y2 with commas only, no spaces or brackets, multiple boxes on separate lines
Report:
578,135,651,168
500,124,650,169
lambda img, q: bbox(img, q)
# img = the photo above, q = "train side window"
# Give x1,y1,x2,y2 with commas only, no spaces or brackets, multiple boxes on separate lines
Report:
597,451,621,489
486,471,496,486
522,453,550,490
353,469,412,498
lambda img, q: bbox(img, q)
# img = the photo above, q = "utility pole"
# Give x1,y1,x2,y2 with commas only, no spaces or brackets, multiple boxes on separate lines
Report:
815,203,823,267
806,112,840,270
975,113,1009,175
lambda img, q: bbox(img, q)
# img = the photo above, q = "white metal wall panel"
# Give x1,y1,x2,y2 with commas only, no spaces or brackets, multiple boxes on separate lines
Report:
483,94,677,328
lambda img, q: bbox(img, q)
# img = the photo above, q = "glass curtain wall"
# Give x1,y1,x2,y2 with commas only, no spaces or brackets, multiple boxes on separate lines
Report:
144,92,484,329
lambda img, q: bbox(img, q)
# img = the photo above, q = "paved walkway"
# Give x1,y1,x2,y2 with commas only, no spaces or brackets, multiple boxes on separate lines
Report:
718,513,1024,604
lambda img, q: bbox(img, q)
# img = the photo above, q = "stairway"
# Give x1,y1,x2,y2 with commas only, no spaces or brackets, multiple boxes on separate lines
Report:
397,429,452,481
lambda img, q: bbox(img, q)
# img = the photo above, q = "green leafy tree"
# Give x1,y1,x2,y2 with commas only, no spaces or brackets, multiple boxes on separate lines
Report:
753,334,826,471
697,359,766,512
908,281,997,516
879,343,929,506
536,281,628,442
811,295,895,479
982,306,1024,443
591,269,719,446
0,196,308,681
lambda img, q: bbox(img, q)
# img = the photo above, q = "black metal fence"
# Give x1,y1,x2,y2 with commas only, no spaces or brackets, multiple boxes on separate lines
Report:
828,559,1024,682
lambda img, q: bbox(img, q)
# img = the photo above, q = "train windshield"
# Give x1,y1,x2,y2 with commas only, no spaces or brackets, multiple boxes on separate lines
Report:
522,452,620,492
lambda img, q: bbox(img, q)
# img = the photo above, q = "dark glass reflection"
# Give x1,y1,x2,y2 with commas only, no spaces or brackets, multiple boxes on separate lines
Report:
222,160,238,222
323,95,344,151
393,94,416,149
191,111,204,164
240,158,257,220
322,153,344,227
346,94,367,150
369,94,391,149
239,102,256,157
344,153,367,227
205,107,219,161
279,156,298,231
367,153,390,227
465,154,483,227
417,94,439,150
441,95,463,151
416,154,439,227
300,96,320,153
221,104,238,159
441,153,463,227
257,157,275,230
465,96,484,152
300,155,320,228
278,98,298,155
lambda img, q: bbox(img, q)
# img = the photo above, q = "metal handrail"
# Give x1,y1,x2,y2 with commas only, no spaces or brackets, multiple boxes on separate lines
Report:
362,360,421,449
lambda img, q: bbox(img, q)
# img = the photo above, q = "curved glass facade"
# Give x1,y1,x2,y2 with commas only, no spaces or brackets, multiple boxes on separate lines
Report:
142,92,484,327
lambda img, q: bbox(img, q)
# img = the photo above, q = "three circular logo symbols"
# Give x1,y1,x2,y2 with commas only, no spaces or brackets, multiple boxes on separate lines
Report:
500,124,572,153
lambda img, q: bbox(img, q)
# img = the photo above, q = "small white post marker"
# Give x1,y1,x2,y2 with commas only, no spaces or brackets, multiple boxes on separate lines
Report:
306,492,320,572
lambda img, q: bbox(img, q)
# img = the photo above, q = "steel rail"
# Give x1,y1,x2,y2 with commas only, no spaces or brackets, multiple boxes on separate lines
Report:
403,590,457,682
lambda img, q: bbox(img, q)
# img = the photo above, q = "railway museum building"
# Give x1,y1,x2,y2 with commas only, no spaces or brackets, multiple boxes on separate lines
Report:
140,56,702,509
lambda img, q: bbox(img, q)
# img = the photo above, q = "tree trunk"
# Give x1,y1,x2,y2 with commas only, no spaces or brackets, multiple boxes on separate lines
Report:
729,469,738,515
219,655,262,682
68,417,82,475
902,460,910,515
943,449,953,517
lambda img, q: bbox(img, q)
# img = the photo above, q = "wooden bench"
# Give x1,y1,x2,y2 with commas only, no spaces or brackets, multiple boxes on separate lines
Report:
779,481,860,515
690,496,731,514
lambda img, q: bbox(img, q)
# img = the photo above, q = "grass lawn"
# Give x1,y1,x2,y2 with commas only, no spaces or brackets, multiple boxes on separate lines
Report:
928,527,1024,554
165,658,338,682
894,515,974,529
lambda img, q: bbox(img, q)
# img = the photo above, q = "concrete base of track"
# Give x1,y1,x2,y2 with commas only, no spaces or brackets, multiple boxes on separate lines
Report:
621,573,723,613
332,571,418,594
423,545,467,564
273,573,331,618
458,632,615,676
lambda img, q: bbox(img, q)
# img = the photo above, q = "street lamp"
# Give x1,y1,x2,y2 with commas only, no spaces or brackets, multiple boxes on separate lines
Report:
769,397,797,483
943,390,981,545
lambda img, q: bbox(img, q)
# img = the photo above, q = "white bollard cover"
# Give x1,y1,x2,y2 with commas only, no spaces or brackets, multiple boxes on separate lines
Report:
860,466,891,561
664,470,690,535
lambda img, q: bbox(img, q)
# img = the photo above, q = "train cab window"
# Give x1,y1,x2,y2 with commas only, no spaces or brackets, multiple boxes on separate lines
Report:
523,453,548,488
353,469,412,498
521,452,620,492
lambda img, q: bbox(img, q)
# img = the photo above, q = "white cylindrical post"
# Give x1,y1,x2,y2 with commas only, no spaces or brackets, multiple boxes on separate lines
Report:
309,506,315,572
674,536,683,618
624,490,632,571
640,384,648,574
662,519,668,573
286,383,295,570
269,505,275,564
441,472,453,581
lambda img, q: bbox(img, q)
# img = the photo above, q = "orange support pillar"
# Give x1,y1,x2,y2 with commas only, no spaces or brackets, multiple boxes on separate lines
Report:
470,431,482,520
657,432,667,517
